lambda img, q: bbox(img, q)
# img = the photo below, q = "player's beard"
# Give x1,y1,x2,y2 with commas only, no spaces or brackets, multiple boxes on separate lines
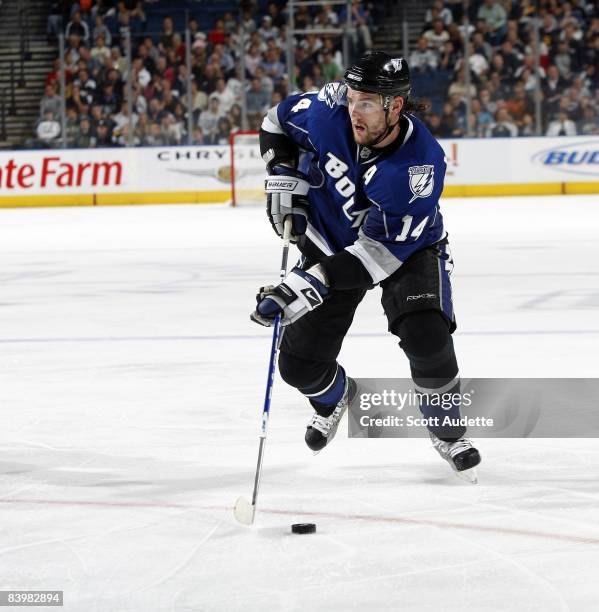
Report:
352,115,390,147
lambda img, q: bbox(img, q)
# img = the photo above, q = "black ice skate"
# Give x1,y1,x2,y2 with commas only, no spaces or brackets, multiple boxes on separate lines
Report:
305,377,357,453
429,433,481,483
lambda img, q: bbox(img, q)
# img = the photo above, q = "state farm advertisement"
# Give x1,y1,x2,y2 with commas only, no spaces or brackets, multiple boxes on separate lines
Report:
0,145,264,197
0,154,123,191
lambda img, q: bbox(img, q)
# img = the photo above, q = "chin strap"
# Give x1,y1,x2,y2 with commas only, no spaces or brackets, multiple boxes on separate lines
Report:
369,111,400,146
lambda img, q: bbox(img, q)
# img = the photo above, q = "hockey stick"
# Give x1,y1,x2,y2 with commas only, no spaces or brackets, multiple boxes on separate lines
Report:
234,217,293,525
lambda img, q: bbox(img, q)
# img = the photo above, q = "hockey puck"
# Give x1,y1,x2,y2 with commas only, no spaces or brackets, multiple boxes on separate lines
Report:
291,523,316,534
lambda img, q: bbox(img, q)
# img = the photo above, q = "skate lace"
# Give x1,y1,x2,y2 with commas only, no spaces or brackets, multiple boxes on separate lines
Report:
446,438,473,458
432,436,473,458
309,405,344,437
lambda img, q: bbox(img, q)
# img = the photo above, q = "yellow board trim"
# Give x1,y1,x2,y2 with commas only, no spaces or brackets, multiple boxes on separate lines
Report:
563,182,599,195
95,191,230,205
0,193,95,207
1,183,599,208
442,182,599,198
442,183,563,197
0,191,231,208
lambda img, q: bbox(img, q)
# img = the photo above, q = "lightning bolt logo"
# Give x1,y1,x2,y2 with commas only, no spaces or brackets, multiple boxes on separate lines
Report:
408,165,435,204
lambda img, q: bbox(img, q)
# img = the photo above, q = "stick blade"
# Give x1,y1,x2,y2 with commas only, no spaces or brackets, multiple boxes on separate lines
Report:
233,496,255,525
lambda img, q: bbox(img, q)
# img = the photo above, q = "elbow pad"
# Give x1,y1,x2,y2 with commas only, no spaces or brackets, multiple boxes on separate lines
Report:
259,128,300,171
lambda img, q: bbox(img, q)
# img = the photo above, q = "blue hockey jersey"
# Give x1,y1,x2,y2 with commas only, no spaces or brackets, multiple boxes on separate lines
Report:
264,83,447,284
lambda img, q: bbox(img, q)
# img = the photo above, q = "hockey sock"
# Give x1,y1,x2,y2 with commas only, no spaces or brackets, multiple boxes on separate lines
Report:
394,311,465,440
278,352,347,417
417,380,466,441
308,366,347,417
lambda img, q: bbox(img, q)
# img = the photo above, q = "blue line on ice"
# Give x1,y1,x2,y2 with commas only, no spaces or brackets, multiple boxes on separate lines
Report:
0,329,598,344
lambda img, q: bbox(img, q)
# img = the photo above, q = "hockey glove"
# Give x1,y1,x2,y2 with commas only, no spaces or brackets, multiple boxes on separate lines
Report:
265,165,310,243
251,265,329,327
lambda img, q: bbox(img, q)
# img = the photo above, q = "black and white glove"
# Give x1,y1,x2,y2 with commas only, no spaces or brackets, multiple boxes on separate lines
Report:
251,265,329,327
265,165,310,243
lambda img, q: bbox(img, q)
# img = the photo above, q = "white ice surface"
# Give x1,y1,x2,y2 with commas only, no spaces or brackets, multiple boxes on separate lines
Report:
1,196,599,611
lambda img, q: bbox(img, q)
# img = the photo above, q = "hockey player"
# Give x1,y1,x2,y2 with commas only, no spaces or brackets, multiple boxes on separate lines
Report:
251,51,481,480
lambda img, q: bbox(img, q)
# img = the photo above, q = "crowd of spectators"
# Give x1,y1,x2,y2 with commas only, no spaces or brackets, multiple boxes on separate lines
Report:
34,0,374,148
412,0,599,137
34,0,599,148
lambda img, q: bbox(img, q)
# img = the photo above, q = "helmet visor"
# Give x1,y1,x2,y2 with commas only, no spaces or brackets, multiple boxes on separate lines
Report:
346,89,385,115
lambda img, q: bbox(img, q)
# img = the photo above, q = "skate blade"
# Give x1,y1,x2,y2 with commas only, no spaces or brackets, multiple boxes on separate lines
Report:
455,467,478,484
233,496,255,525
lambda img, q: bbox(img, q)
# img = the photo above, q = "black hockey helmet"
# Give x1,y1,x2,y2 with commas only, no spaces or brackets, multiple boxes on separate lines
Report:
344,51,411,106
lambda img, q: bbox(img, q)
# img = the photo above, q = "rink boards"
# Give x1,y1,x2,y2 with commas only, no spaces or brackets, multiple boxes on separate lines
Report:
0,136,598,207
